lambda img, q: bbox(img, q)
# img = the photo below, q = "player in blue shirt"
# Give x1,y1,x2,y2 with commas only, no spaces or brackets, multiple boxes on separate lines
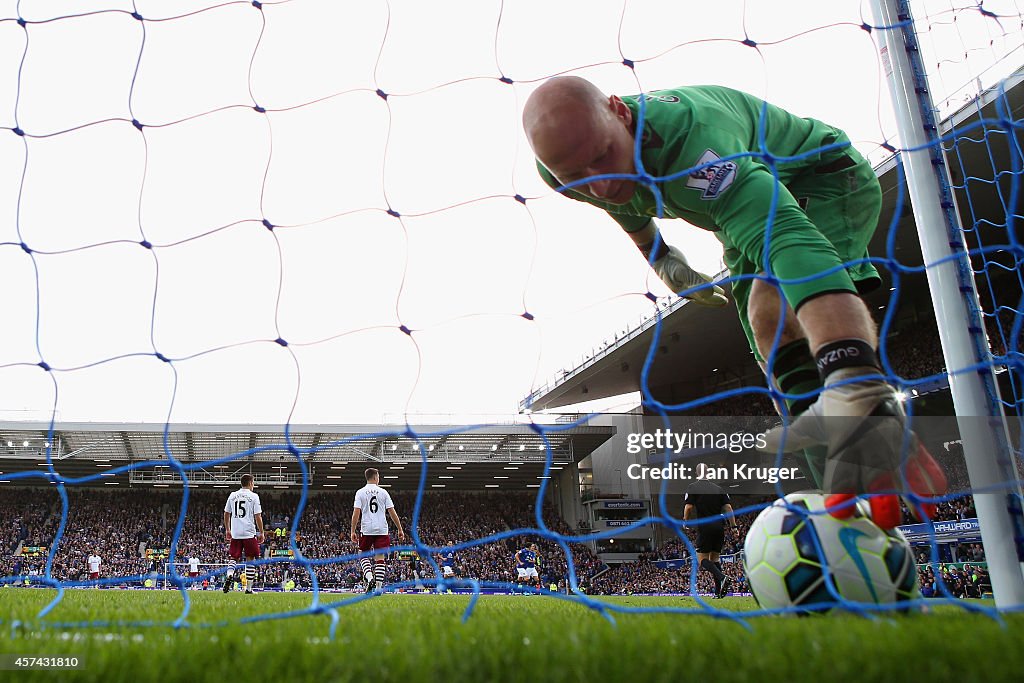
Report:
515,543,541,593
439,543,457,579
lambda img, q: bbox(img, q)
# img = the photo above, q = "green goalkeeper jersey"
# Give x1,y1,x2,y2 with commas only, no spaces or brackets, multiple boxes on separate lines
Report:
535,84,884,336
536,84,853,237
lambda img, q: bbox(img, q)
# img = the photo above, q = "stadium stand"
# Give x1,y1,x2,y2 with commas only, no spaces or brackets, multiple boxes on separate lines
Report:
3,485,985,596
0,489,604,591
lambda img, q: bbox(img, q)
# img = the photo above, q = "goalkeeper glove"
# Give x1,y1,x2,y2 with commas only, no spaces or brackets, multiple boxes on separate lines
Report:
652,246,728,307
759,378,948,528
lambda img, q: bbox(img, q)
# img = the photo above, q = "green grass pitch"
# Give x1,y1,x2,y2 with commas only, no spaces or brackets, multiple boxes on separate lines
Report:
1,588,1022,682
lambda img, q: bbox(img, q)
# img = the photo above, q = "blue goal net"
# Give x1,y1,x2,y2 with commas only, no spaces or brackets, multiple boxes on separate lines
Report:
1,0,1023,634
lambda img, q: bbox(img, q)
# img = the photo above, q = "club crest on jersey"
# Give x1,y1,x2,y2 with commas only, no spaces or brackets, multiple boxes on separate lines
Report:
686,149,737,200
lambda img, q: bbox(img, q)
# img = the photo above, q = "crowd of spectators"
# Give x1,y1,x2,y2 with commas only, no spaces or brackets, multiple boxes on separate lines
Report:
1,489,44,554
0,485,991,596
884,328,945,380
914,541,985,566
919,562,991,598
589,554,748,596
590,502,763,595
0,488,603,591
930,496,977,522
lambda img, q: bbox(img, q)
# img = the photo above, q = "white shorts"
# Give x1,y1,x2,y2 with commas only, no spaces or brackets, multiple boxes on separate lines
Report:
517,567,538,580
442,565,454,577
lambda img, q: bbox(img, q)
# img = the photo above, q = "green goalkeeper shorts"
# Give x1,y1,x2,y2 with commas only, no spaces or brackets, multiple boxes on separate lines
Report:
722,150,883,361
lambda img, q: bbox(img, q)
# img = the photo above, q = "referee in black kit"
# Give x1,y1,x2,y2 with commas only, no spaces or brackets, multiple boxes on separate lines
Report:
683,464,739,598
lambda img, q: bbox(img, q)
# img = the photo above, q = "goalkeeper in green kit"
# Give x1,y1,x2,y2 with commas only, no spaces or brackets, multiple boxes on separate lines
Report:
522,76,947,528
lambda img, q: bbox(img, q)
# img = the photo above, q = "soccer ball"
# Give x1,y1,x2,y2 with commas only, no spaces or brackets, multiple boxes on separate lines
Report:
743,491,918,611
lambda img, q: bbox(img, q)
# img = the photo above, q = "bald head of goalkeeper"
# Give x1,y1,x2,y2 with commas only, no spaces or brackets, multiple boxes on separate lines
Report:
522,76,638,206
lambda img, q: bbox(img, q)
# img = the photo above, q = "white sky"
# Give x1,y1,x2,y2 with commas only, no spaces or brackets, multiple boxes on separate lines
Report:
0,0,1021,424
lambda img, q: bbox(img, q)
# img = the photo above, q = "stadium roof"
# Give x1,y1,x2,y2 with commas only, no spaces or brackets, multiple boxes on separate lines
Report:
521,68,1024,412
0,420,614,491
